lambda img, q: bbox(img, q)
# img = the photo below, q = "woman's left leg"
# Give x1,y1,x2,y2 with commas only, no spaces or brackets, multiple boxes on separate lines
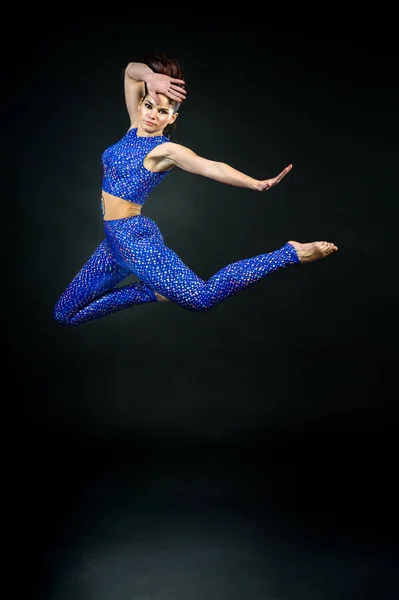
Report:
103,216,300,313
138,241,300,312
54,239,157,327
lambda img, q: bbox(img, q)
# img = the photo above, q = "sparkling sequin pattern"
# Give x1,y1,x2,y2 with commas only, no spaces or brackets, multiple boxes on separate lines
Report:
101,128,170,204
54,214,299,327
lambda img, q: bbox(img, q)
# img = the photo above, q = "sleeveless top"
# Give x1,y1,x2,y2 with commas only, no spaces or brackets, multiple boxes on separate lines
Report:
101,127,170,205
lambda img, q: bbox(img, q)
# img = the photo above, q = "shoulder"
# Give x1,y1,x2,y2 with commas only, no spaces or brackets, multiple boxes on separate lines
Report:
146,141,196,172
152,141,193,158
150,140,184,156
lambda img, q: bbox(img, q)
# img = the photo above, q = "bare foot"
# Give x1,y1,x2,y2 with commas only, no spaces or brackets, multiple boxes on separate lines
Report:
288,240,338,263
155,291,170,302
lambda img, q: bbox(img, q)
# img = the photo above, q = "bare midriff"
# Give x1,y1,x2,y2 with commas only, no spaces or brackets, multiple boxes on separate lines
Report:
101,190,142,220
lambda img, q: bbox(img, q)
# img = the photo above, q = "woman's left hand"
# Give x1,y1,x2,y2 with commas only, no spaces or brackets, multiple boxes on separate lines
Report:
257,164,292,192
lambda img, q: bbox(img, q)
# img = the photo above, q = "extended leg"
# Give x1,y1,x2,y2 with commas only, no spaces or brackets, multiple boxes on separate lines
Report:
54,239,157,327
108,226,301,312
143,241,301,311
103,217,338,312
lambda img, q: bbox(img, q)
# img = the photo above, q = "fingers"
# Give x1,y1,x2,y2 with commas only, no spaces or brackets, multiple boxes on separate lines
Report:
170,83,186,92
261,164,292,191
280,164,292,177
275,164,292,183
168,91,187,103
170,85,187,101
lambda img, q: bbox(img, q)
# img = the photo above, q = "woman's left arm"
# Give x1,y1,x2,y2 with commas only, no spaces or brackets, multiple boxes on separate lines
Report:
161,143,292,192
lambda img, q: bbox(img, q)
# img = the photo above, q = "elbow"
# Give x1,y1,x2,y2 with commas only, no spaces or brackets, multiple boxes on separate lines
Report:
204,160,224,181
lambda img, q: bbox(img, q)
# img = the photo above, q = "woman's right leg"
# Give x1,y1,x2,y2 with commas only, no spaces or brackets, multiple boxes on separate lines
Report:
54,239,157,327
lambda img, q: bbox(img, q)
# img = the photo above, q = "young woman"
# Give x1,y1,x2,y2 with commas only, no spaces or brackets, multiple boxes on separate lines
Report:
54,52,338,327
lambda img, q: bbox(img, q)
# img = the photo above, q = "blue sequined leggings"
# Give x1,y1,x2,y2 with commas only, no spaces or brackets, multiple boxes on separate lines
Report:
54,215,300,327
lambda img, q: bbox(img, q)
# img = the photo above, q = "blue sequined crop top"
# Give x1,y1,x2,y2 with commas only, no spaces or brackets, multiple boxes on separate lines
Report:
101,127,170,205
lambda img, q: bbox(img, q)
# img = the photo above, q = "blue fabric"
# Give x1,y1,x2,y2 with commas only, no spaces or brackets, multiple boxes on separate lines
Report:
101,128,169,205
54,214,299,327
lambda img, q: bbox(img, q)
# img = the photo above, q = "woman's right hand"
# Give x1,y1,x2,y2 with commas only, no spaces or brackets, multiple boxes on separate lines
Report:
146,72,186,104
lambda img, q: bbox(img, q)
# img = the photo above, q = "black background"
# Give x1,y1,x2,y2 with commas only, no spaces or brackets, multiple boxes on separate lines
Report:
5,18,399,599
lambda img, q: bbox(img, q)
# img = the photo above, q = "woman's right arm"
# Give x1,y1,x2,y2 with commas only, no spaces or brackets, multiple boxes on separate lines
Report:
124,63,153,127
124,62,186,128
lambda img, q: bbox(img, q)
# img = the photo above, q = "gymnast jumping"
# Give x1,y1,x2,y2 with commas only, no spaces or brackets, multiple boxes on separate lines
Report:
54,52,338,327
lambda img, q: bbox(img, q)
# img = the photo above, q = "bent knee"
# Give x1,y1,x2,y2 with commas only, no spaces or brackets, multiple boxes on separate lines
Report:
187,300,212,313
53,304,77,327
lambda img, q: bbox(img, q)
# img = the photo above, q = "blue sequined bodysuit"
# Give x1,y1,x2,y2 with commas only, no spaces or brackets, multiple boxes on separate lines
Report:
54,128,300,326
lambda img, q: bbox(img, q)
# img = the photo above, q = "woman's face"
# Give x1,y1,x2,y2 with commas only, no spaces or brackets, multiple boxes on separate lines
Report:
138,94,178,135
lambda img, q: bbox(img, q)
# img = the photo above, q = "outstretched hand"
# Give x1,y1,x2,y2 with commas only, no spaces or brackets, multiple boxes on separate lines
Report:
146,72,187,105
257,164,292,192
